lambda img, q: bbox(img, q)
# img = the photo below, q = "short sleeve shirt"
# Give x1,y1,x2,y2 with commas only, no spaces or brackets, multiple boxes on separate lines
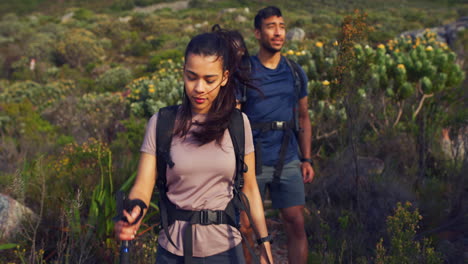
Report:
140,111,254,257
243,55,308,166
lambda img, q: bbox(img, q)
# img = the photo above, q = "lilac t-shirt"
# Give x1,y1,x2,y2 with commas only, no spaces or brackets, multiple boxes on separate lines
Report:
140,111,254,257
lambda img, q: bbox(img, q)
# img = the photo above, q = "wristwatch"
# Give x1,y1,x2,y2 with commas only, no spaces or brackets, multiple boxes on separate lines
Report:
300,158,313,165
257,234,273,245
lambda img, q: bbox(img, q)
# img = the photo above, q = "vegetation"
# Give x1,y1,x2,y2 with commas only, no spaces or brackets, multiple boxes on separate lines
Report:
0,0,466,263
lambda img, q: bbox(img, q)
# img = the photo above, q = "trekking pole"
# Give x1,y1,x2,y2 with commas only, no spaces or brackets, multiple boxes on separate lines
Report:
114,190,130,264
120,240,130,264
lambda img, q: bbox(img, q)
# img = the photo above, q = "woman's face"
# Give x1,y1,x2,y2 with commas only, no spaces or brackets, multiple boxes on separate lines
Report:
184,53,228,114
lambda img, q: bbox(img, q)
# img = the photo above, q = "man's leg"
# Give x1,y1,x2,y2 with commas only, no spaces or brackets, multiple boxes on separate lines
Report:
280,205,308,264
270,160,308,263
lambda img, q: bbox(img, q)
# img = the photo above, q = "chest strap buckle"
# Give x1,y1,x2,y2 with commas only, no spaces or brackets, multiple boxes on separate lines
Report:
199,210,224,225
272,121,286,130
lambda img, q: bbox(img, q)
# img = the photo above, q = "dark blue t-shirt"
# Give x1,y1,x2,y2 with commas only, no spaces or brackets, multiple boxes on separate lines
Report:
243,56,308,166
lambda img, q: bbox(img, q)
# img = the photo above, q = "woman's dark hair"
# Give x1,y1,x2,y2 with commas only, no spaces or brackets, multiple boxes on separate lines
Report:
212,25,255,103
175,30,245,146
254,6,282,30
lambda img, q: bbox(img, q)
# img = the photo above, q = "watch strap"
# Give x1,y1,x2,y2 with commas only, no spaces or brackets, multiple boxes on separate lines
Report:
256,234,273,245
300,158,313,165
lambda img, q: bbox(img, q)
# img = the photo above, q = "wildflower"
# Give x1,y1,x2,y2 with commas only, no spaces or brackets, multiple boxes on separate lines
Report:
425,46,433,51
315,41,324,48
333,40,338,46
287,49,294,55
295,51,302,56
149,88,155,93
395,49,400,53
301,50,306,55
397,64,405,70
377,43,385,49
322,80,330,86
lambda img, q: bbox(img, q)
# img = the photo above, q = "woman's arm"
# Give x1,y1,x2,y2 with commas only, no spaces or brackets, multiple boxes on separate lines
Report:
241,151,274,263
114,152,157,240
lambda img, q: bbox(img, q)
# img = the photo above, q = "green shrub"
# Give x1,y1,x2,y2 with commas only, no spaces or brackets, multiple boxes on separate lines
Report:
375,202,442,264
25,32,56,62
134,0,166,7
96,66,133,92
126,58,183,118
110,0,135,11
0,80,74,111
56,28,105,69
43,92,127,143
125,39,152,56
73,8,95,21
0,101,60,173
50,138,112,208
147,49,183,72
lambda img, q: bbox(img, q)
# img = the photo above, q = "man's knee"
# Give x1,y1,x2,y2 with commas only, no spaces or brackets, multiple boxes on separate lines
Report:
280,206,306,230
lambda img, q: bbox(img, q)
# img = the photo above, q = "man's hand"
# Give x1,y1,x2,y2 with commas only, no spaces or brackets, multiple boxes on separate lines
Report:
301,162,314,183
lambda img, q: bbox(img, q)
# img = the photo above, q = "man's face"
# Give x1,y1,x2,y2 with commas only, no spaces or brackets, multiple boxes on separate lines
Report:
255,15,286,54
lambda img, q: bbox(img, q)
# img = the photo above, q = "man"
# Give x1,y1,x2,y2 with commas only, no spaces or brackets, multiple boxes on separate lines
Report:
241,6,314,264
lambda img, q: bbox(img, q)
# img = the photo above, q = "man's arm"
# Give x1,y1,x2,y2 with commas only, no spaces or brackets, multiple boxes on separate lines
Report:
298,96,314,183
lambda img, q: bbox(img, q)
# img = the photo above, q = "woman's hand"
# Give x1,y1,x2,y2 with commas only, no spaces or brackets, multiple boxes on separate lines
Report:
114,206,143,241
260,241,274,264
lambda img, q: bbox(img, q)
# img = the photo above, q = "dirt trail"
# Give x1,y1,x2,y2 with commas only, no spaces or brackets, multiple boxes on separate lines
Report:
132,1,189,13
266,218,289,263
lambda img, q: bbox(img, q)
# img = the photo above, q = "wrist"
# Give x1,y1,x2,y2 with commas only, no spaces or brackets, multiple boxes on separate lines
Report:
257,234,273,245
300,158,313,165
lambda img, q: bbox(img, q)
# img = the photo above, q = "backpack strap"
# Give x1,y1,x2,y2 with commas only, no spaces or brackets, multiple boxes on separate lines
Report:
156,105,179,249
284,57,305,135
228,109,247,190
238,56,252,107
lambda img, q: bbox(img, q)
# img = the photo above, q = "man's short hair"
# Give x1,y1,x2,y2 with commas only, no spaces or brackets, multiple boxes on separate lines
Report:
254,6,282,30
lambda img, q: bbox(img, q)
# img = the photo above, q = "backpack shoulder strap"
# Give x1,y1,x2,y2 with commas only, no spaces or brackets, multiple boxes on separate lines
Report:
156,105,178,188
239,56,252,105
227,109,246,189
284,57,305,99
155,105,179,249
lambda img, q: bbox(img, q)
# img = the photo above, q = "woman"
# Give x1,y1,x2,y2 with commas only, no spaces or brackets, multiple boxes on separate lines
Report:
114,31,273,263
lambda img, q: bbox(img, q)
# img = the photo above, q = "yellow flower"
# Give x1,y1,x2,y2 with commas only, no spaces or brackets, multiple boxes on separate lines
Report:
333,40,338,46
148,88,155,93
377,43,385,49
315,41,324,48
395,48,400,53
295,52,302,56
287,49,294,55
322,80,330,86
397,64,405,70
425,46,433,51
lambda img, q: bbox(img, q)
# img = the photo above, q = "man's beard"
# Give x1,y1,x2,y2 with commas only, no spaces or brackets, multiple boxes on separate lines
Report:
261,40,282,54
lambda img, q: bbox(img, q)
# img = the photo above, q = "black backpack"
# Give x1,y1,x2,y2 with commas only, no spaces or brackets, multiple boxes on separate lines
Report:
155,105,260,263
